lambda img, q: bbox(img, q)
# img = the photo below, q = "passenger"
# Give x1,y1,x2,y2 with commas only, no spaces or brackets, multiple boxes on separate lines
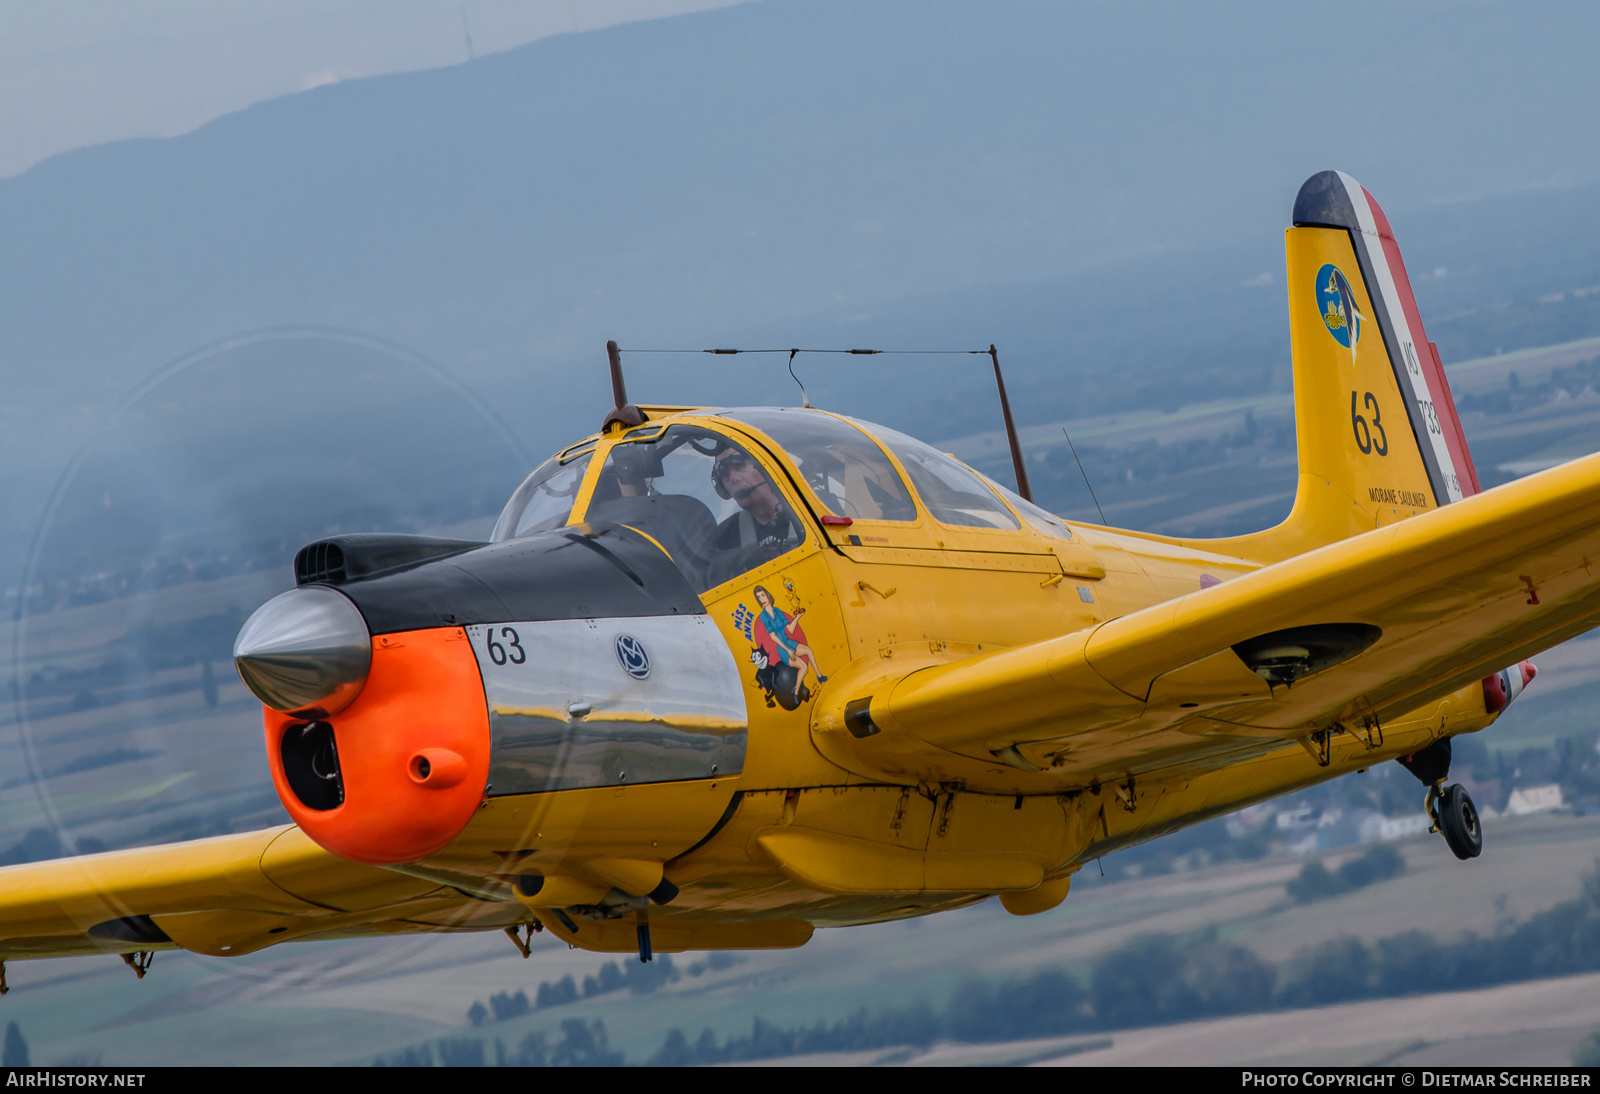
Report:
610,445,655,497
710,443,802,559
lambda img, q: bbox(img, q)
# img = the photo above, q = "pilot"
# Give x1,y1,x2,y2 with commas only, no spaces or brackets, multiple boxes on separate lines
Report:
711,443,801,558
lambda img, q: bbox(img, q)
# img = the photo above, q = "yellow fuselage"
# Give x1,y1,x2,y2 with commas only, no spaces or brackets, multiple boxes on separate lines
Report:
415,414,1494,954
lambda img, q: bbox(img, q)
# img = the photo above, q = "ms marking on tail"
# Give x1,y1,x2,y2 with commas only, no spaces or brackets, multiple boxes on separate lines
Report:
2,169,1598,979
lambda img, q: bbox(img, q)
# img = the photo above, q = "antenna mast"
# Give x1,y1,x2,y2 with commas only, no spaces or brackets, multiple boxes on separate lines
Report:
988,344,1033,502
601,340,646,432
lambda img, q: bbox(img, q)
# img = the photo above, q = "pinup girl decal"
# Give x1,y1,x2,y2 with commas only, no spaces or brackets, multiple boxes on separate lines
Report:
747,584,827,711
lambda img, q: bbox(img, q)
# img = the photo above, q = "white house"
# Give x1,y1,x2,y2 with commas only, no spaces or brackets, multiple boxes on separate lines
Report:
1505,784,1564,816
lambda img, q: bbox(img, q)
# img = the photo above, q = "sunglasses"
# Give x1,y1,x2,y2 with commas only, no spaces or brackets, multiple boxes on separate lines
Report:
712,452,755,480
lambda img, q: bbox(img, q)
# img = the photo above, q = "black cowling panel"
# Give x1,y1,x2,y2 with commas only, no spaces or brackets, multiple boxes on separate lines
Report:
332,523,705,634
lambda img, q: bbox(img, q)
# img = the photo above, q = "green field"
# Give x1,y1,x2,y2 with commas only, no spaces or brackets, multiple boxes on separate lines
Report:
4,811,1599,1066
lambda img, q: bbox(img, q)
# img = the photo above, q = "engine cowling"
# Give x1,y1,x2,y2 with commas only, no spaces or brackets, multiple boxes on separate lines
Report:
234,524,712,866
258,625,490,865
236,585,489,865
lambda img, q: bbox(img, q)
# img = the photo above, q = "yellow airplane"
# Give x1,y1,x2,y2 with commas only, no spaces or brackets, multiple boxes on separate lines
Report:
0,170,1581,986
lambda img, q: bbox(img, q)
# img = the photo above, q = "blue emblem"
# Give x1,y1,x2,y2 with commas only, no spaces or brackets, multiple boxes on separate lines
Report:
615,634,651,680
1315,263,1361,349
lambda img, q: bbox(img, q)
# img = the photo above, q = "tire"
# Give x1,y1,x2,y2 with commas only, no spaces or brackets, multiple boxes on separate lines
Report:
1438,783,1483,860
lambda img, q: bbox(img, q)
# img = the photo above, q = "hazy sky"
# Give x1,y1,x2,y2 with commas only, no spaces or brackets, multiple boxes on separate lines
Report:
0,0,749,178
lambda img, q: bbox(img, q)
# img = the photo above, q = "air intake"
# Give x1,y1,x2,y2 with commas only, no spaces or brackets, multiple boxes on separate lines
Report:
293,534,481,587
281,720,344,811
295,540,346,585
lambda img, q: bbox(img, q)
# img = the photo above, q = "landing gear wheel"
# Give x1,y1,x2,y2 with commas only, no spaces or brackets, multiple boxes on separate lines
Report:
1437,783,1482,860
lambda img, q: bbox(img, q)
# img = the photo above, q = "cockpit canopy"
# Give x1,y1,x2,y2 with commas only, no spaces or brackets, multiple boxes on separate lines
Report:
491,408,1039,594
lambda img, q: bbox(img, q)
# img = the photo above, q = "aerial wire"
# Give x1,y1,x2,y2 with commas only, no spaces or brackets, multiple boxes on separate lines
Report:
615,344,1110,520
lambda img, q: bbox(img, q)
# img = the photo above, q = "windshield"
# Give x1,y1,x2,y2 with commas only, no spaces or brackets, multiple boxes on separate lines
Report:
718,408,915,521
584,425,806,593
490,450,594,541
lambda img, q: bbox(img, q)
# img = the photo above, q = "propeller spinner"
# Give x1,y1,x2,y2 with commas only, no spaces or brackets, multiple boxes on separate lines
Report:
233,585,373,718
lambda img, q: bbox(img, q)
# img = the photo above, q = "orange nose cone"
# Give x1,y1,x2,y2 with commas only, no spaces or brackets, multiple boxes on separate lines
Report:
264,626,489,865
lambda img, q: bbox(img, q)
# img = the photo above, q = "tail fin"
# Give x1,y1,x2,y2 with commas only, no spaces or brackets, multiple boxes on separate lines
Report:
1235,171,1481,558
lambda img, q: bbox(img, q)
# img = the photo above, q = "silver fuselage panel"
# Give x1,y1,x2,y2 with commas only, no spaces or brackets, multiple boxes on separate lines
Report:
467,615,747,795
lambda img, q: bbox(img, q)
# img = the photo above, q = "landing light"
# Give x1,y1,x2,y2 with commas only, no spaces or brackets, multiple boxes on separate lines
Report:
1232,623,1381,687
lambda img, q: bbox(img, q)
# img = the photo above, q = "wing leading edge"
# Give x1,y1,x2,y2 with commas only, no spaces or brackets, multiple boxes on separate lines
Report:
0,825,520,963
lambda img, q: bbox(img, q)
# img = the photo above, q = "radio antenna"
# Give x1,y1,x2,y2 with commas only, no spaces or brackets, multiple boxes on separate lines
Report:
987,345,1033,503
1062,426,1106,524
601,339,646,432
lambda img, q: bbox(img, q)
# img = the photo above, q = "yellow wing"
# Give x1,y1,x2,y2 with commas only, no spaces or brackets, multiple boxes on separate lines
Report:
0,824,524,963
818,452,1600,778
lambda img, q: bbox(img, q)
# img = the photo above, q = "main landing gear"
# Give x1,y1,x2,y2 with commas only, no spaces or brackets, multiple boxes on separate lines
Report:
1428,782,1483,860
1399,738,1483,861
